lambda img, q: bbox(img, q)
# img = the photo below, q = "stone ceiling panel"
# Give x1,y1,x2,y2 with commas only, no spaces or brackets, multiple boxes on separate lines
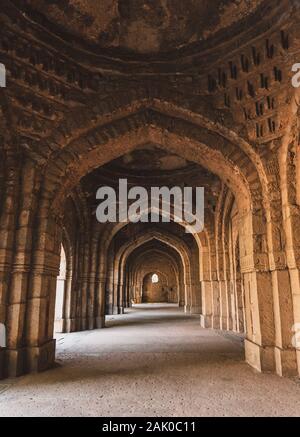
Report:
12,0,263,53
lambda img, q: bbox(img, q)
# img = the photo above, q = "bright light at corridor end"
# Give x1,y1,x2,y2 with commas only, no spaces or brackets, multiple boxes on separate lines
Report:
151,274,159,283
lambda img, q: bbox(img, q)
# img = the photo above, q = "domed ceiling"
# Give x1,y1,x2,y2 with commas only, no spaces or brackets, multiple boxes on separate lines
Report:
80,146,221,213
110,146,191,172
13,0,263,54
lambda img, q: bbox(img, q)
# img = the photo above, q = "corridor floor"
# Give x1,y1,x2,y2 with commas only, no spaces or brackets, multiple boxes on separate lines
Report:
0,304,300,417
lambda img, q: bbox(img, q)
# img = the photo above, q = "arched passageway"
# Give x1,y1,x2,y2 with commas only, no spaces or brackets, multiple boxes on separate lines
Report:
0,1,300,395
142,273,168,303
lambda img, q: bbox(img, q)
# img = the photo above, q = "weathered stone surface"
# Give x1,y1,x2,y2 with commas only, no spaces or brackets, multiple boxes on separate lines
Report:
0,0,300,382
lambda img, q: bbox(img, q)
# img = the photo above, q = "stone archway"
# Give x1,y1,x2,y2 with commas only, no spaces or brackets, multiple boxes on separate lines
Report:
1,1,300,382
141,272,168,304
0,129,276,376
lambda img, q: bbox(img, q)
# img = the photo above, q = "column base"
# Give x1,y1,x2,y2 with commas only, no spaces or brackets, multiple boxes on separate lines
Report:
274,346,298,377
80,318,87,331
200,314,212,328
87,317,94,330
0,348,4,379
5,347,26,377
112,306,124,315
297,350,300,376
190,305,201,315
88,317,105,330
62,318,76,333
5,340,56,377
95,316,105,329
227,316,233,331
212,315,220,329
26,339,56,373
106,304,113,315
245,338,275,373
184,304,190,313
220,316,228,330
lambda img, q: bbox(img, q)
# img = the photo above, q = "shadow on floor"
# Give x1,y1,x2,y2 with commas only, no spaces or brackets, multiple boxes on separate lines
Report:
27,347,245,386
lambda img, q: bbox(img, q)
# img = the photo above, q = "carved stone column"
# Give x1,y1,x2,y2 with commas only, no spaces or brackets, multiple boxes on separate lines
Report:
86,236,98,329
94,275,106,328
24,189,60,373
243,268,276,373
0,151,20,377
200,281,213,328
271,266,298,376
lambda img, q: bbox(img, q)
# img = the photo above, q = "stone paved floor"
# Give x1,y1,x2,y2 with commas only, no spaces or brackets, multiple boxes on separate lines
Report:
1,304,300,417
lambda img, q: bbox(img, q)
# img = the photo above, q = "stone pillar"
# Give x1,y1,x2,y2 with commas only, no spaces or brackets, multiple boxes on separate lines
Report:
228,280,237,332
243,270,276,373
189,282,201,314
118,280,125,313
211,280,220,329
74,239,82,331
216,243,228,329
24,190,60,373
134,282,142,303
7,160,41,376
231,233,244,333
94,276,106,328
209,249,220,329
105,250,114,314
226,277,234,331
271,268,298,376
0,151,21,377
178,277,185,307
219,280,228,330
62,269,74,332
218,252,231,330
112,279,121,314
235,278,245,333
184,282,191,313
224,253,233,331
105,280,113,314
200,281,213,328
80,237,90,330
87,237,98,330
289,267,300,375
124,270,131,307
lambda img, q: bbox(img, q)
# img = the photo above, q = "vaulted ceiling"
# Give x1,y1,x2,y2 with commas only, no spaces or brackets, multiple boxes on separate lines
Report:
10,0,264,54
1,0,300,218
